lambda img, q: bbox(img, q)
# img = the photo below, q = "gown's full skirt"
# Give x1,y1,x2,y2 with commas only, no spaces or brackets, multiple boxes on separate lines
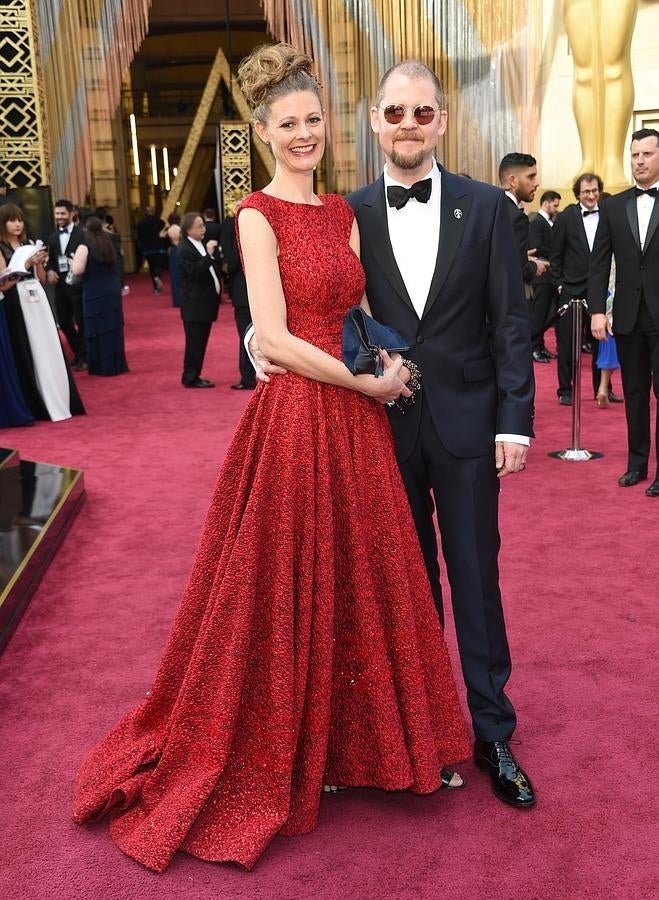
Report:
72,374,470,872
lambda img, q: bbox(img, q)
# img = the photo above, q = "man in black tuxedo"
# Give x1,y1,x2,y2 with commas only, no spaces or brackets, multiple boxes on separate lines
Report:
178,211,222,388
46,198,87,370
203,209,223,243
528,190,561,361
347,61,535,807
550,173,621,406
499,154,550,336
589,128,659,495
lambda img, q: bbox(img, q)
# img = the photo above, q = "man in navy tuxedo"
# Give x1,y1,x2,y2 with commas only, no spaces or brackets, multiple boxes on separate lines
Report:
589,128,659,495
347,61,535,807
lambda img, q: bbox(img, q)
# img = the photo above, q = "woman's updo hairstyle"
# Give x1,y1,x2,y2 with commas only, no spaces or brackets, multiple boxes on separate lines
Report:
237,43,321,124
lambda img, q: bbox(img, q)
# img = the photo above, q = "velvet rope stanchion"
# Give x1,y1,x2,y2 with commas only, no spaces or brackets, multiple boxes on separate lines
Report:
548,298,604,462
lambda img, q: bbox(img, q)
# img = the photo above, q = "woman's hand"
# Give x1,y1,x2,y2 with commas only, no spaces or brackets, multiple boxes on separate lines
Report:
26,248,48,269
358,350,412,405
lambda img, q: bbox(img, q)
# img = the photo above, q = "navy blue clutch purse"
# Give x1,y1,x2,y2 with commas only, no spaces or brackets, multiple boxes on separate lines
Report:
341,306,410,376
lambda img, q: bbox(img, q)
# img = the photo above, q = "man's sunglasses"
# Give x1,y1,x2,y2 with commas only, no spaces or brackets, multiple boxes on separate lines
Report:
381,104,440,125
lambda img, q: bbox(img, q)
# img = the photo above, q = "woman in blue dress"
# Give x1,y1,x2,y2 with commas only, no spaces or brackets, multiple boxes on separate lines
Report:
71,217,129,376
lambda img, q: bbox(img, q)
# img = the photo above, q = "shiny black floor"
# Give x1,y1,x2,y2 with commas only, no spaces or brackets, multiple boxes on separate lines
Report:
0,447,85,652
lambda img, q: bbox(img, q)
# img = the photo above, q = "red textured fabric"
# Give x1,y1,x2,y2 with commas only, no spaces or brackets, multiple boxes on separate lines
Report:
71,193,470,872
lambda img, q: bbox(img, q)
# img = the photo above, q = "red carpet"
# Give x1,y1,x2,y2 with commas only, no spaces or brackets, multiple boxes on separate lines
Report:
0,276,656,899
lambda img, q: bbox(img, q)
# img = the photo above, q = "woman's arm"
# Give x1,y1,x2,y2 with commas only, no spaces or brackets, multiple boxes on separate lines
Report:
238,207,410,404
71,244,89,277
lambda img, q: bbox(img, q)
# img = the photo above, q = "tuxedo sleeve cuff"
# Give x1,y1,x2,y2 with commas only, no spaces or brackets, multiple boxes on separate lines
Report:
244,323,256,370
495,433,530,446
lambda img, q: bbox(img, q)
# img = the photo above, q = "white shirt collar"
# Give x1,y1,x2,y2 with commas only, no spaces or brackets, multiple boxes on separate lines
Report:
504,190,521,208
188,237,206,254
635,180,659,192
538,209,552,223
579,204,599,213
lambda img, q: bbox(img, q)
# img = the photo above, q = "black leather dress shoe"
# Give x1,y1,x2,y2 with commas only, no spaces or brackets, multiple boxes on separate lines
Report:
645,479,659,497
618,470,647,487
474,741,535,808
230,382,256,390
541,347,558,359
607,392,624,403
532,350,550,364
558,393,573,406
184,378,215,388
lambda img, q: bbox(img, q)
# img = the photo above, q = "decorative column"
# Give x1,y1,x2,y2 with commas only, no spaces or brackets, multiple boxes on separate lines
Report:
0,0,49,188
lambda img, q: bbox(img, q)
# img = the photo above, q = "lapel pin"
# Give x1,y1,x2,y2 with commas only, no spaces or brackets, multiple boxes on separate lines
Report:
454,208,463,219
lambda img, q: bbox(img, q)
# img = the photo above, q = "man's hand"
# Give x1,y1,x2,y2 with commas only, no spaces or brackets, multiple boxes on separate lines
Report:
47,270,59,285
495,441,528,478
247,333,288,383
206,240,219,256
591,313,611,341
528,249,550,277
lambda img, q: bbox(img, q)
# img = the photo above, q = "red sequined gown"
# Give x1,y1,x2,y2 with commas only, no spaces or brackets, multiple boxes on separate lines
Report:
72,192,470,872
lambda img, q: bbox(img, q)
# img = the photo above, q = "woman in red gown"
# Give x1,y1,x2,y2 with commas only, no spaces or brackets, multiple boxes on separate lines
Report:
73,43,470,872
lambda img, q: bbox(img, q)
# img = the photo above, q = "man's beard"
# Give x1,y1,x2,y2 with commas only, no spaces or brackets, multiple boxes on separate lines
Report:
390,140,426,170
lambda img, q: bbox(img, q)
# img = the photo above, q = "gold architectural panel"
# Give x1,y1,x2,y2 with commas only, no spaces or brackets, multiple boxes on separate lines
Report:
219,123,252,216
0,0,48,187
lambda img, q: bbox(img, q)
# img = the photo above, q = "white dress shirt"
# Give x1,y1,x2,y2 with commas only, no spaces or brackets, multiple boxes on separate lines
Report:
58,223,73,273
189,237,220,294
384,163,441,319
537,208,553,227
636,181,659,251
579,204,599,251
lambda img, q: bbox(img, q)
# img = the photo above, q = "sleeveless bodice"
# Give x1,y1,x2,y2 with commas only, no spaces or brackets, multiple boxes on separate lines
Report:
236,192,365,357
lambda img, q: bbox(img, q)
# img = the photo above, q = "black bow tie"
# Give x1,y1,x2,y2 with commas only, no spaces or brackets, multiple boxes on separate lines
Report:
582,209,598,217
58,227,68,233
386,178,432,209
635,186,658,198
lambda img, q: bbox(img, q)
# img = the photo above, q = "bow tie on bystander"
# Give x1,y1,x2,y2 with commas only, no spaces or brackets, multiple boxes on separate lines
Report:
582,209,599,217
386,178,432,210
58,227,68,233
634,186,658,198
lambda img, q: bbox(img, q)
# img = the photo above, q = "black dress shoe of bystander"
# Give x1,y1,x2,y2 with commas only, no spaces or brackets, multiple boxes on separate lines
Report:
474,741,535,808
618,470,647,487
645,479,659,497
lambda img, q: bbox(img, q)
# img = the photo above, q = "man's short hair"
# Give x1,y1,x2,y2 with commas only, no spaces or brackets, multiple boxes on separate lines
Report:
54,198,74,211
572,173,603,199
631,127,659,146
540,190,561,204
498,153,537,182
375,60,444,108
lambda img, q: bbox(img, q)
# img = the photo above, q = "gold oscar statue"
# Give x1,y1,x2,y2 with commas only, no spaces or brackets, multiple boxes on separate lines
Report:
562,0,638,189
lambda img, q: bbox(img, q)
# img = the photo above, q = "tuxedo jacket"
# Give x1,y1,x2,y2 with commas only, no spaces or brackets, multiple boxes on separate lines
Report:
588,188,659,334
550,203,598,298
504,195,537,284
347,165,534,460
528,213,554,285
178,237,222,323
219,216,248,309
45,225,85,283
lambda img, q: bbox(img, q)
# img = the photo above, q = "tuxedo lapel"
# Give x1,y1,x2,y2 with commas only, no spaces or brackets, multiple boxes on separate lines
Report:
422,167,471,318
625,193,642,253
573,206,591,257
642,196,659,255
358,177,415,313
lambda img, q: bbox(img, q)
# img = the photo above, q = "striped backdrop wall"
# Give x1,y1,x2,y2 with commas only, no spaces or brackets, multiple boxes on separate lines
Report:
35,0,150,201
262,0,541,191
